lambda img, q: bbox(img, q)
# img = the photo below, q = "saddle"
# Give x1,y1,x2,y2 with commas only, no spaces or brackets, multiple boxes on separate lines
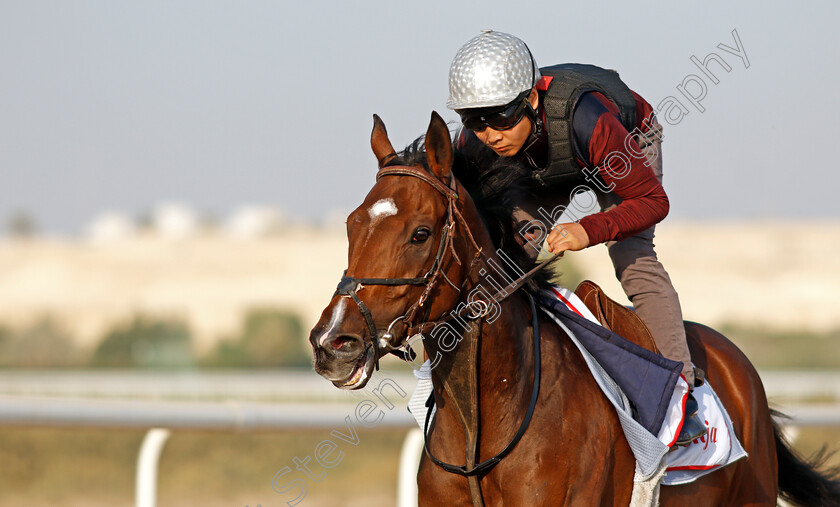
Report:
573,280,659,354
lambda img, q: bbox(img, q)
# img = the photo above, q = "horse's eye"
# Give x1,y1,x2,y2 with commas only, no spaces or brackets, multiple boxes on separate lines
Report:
411,228,431,244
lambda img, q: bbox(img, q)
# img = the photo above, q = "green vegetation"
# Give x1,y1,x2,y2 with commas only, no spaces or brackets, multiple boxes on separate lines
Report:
0,319,84,368
0,307,312,370
92,316,194,369
0,302,838,371
203,308,311,368
718,324,840,370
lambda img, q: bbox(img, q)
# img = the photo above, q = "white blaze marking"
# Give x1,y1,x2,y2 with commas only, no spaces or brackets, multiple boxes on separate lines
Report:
319,298,346,347
368,198,398,225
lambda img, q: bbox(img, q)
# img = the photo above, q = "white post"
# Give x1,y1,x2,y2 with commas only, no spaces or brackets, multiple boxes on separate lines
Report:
397,428,424,507
136,428,171,507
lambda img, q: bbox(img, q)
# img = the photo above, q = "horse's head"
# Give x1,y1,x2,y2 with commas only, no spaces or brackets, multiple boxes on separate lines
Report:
310,112,480,390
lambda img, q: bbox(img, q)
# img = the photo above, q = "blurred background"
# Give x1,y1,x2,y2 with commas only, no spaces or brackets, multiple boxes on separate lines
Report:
1,1,838,506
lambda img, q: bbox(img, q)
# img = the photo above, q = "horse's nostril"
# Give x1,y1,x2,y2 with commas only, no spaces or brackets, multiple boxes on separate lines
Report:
325,333,363,354
330,335,354,350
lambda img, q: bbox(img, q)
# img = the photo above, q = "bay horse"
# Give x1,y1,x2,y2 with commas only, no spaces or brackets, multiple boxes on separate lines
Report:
309,111,840,506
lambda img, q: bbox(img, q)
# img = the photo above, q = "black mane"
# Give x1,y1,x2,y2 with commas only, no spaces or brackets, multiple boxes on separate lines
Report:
387,135,553,293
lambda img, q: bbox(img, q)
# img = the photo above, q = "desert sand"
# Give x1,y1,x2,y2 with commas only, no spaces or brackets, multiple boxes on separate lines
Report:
0,220,836,350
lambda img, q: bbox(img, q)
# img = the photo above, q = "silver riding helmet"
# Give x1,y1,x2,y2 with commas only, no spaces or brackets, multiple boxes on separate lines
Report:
446,30,541,110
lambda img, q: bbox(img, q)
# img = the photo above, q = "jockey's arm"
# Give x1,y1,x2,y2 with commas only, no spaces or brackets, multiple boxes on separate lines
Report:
547,94,668,253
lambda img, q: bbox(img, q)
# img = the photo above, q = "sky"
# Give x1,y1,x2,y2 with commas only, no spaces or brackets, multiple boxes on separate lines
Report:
1,1,839,233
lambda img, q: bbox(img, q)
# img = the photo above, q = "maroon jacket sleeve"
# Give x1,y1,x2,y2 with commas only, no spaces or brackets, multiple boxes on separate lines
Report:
576,93,669,246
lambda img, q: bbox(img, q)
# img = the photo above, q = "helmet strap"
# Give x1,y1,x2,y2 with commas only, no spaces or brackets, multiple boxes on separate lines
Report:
522,100,543,153
520,40,541,153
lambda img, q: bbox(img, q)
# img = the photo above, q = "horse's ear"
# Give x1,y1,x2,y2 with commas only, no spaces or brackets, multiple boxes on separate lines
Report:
425,111,452,184
371,114,397,169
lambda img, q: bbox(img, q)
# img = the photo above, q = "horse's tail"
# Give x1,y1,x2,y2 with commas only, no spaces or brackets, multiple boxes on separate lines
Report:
773,410,840,506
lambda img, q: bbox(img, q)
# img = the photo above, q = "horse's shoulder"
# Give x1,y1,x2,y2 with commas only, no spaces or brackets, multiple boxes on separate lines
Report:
536,314,612,400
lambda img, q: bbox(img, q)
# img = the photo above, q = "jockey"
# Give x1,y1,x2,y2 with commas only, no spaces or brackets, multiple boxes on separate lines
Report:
447,30,705,445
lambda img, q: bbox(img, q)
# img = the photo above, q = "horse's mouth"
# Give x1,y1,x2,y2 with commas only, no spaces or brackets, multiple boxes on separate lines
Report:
332,346,375,390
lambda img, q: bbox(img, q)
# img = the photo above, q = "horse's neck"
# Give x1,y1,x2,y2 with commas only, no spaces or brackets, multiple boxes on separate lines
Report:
426,252,533,388
423,196,537,467
474,294,534,416
427,289,533,450
435,202,534,406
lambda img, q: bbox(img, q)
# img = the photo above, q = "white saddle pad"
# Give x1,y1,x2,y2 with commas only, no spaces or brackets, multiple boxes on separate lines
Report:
407,285,747,487
550,285,748,484
662,380,748,485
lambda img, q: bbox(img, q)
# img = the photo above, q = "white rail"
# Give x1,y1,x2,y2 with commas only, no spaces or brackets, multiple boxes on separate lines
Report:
0,395,836,428
0,370,836,401
0,395,415,429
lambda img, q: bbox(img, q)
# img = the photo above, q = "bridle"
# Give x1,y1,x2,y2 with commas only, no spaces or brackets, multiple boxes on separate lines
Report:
334,164,483,370
332,163,559,490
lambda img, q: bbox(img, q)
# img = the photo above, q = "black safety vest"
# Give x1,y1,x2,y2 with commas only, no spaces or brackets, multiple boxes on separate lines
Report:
531,64,637,187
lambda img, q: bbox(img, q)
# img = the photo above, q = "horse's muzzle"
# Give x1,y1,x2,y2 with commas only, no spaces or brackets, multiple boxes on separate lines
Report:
310,327,376,389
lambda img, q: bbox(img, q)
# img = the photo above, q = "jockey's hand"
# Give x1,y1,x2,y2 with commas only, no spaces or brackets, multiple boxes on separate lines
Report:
546,222,590,254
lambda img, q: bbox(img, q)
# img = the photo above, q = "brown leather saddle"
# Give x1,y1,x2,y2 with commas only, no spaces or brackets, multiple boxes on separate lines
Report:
574,280,660,355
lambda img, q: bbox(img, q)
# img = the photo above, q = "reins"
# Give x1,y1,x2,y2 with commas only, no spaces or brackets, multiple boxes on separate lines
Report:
333,164,560,487
422,291,542,477
408,249,560,335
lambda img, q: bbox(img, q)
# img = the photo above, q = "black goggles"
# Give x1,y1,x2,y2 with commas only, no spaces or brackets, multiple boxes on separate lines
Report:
458,91,531,132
